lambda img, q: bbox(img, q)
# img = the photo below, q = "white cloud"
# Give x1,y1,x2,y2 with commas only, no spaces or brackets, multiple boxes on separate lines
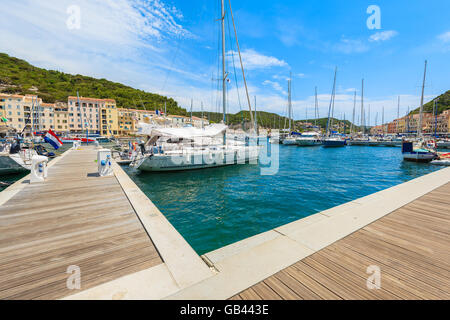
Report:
228,49,288,70
369,30,398,42
262,80,287,95
438,31,450,43
334,37,369,54
0,0,206,100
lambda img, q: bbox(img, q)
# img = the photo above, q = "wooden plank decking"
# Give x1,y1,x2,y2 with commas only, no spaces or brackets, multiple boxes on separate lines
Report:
231,182,450,300
0,147,162,300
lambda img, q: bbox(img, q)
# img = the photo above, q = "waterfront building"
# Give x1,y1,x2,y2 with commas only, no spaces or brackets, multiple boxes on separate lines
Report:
0,94,44,132
68,97,100,134
53,103,69,133
167,115,188,127
387,121,396,134
100,99,118,136
191,116,209,128
117,108,135,136
37,102,56,131
423,110,449,134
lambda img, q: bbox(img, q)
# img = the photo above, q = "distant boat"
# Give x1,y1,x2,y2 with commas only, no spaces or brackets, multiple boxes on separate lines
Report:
402,60,437,163
322,67,346,148
280,73,299,145
402,140,437,162
322,136,347,147
296,131,322,146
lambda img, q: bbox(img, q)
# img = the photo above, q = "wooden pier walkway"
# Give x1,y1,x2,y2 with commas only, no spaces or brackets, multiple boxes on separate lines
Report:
0,147,163,299
231,182,450,300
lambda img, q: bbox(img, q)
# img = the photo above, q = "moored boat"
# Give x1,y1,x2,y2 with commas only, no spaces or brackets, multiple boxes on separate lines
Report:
401,141,437,162
322,137,347,147
296,132,322,146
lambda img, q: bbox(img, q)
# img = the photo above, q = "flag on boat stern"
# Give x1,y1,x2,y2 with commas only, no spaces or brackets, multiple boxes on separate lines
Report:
44,129,63,150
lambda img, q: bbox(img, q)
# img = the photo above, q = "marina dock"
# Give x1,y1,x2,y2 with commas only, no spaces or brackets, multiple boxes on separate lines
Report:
231,182,450,300
0,146,448,300
0,146,213,300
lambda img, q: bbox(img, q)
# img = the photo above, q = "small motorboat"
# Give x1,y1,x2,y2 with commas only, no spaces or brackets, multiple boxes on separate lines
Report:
401,140,437,163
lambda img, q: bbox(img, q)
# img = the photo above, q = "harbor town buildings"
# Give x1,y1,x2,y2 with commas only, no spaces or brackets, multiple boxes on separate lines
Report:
370,111,450,135
0,94,209,136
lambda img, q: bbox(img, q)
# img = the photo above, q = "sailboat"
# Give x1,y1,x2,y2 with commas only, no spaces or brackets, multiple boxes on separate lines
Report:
402,60,437,162
0,138,36,174
322,67,346,147
281,73,298,145
296,88,322,146
130,0,259,172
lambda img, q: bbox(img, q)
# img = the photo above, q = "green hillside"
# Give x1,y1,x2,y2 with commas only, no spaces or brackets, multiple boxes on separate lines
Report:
0,53,186,115
192,110,358,131
411,90,450,115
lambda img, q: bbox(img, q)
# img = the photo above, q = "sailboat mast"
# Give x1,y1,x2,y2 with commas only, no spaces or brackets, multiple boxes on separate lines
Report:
288,72,292,132
190,99,193,122
326,67,337,137
76,90,82,134
351,90,356,134
254,96,258,133
314,86,318,127
221,0,227,145
396,96,400,133
201,101,204,129
418,60,427,137
361,79,365,134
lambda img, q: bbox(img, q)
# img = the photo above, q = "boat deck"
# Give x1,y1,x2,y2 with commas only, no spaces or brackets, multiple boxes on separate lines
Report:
231,182,450,300
0,147,163,299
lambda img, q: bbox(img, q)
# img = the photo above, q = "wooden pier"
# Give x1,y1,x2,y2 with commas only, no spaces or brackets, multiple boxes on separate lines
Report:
0,147,163,299
231,182,450,300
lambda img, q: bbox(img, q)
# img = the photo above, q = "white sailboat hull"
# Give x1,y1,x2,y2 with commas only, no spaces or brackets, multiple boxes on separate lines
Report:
281,138,297,145
0,152,33,174
402,152,436,162
296,139,322,146
133,146,260,172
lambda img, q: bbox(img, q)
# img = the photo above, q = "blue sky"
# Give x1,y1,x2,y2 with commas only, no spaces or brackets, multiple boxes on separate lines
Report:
1,0,449,124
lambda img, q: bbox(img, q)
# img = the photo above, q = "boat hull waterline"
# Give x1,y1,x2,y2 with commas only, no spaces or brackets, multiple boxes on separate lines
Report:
133,147,260,172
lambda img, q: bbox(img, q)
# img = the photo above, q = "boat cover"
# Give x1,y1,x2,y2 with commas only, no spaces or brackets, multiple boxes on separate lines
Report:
137,122,228,138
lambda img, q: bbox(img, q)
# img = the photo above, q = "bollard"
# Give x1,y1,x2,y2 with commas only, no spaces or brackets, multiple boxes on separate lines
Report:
30,155,49,183
97,149,113,177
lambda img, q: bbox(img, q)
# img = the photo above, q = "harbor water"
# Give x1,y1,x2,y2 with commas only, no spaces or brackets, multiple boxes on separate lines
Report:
123,145,442,255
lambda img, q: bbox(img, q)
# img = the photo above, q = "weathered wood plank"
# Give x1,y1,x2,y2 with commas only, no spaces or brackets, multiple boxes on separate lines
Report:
0,147,163,300
232,182,450,300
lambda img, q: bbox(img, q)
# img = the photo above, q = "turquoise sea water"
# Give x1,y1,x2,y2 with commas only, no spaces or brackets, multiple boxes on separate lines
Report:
0,144,443,255
123,145,442,255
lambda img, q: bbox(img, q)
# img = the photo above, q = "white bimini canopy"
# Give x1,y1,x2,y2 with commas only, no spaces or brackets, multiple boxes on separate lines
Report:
137,122,227,139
